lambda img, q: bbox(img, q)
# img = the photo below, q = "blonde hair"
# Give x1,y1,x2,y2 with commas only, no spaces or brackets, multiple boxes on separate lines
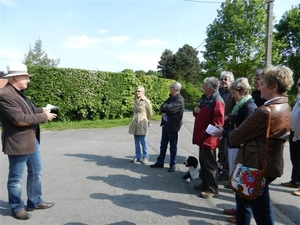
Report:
260,66,294,96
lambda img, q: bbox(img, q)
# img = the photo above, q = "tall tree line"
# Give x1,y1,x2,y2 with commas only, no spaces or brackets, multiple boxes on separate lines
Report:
157,1,300,88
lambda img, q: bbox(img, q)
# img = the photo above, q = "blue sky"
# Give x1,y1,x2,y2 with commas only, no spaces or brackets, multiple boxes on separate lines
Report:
0,0,298,73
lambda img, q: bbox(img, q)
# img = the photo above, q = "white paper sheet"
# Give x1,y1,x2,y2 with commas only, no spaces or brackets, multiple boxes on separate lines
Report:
45,104,58,110
205,124,219,135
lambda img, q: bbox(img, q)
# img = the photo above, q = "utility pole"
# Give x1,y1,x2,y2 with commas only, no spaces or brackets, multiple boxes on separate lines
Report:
265,0,274,67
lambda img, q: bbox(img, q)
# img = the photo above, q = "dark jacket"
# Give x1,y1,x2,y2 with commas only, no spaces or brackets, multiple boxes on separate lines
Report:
0,83,48,155
222,98,257,147
228,97,290,178
192,91,225,149
219,88,236,129
160,93,185,133
252,90,266,107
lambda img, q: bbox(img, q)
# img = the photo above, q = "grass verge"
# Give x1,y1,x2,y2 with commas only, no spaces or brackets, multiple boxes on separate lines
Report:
40,114,162,131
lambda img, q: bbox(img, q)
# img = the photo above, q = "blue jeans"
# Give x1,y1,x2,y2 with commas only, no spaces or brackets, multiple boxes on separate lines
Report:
156,124,178,166
7,139,43,212
236,177,276,225
134,135,148,159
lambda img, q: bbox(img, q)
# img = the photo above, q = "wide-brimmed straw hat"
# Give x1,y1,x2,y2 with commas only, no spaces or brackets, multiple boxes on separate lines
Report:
3,63,33,78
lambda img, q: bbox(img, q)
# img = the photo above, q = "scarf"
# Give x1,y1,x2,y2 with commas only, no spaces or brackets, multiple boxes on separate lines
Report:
231,95,252,115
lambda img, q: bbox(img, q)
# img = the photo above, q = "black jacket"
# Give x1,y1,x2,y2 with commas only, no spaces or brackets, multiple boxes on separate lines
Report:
160,93,185,132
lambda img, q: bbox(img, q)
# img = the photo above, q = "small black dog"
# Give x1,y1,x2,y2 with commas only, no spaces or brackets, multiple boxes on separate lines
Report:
183,156,200,183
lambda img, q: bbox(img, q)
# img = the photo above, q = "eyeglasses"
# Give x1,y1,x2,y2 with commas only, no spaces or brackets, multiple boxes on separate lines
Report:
136,90,141,93
220,78,227,81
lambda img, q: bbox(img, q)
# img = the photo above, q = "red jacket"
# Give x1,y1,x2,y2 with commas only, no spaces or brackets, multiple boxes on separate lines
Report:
192,91,225,149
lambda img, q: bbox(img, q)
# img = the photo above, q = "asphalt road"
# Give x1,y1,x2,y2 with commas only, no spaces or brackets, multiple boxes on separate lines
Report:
0,110,299,225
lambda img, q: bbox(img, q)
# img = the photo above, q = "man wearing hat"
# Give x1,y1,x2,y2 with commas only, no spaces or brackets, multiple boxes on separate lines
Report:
0,63,57,220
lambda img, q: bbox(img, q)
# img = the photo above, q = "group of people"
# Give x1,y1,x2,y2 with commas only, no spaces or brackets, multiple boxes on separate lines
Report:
0,62,299,224
128,81,185,173
128,66,298,225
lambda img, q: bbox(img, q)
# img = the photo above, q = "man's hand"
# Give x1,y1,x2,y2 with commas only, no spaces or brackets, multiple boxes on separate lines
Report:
45,112,57,121
211,126,223,138
193,107,200,113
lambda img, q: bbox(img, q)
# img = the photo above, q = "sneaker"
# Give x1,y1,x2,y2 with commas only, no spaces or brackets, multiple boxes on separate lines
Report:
199,191,219,199
293,188,300,196
141,158,148,164
150,163,164,168
168,165,176,172
131,158,140,163
281,181,299,188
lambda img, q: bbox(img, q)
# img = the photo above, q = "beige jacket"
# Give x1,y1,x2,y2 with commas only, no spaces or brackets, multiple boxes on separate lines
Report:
129,96,152,135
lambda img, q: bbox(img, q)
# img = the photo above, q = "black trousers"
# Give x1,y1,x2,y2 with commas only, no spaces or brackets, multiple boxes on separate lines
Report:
199,147,218,194
289,131,300,185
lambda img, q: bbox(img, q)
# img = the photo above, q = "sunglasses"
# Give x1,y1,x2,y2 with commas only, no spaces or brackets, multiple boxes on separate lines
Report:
220,78,228,81
297,83,300,87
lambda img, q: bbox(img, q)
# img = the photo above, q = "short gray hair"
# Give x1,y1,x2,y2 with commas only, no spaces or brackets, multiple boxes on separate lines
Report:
136,86,145,94
170,81,181,91
229,77,252,95
220,71,234,82
203,77,220,91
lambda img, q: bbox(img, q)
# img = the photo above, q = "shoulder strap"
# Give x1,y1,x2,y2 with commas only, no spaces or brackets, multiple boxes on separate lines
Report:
263,107,271,168
241,107,271,166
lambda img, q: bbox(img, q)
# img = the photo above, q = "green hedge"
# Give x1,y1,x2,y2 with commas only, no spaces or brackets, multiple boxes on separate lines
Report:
26,66,173,121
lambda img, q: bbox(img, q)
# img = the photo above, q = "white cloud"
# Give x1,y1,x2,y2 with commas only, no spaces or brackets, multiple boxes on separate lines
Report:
138,38,166,46
99,29,107,34
108,36,131,43
0,49,24,60
0,0,15,6
60,35,101,49
119,53,159,70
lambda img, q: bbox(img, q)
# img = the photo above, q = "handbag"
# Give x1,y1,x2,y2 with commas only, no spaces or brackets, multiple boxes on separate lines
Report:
229,107,271,200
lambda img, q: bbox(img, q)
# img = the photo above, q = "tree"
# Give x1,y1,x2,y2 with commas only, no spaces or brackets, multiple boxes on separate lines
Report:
157,45,201,84
172,44,201,83
157,49,173,78
274,4,300,97
146,70,161,77
201,0,281,79
23,39,60,67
